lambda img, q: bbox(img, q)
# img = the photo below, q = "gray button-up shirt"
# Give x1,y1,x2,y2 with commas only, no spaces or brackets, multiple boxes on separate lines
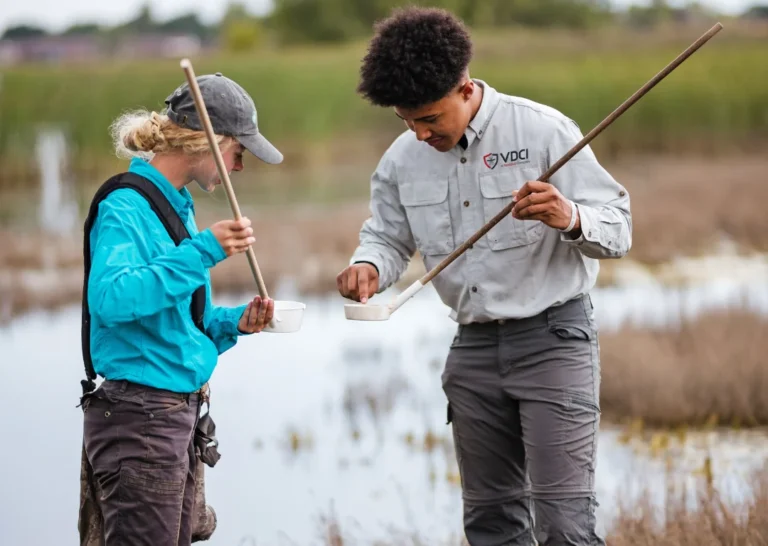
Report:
351,80,632,324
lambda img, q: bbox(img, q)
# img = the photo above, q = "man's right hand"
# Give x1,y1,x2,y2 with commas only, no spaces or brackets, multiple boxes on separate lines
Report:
336,263,379,303
210,218,255,257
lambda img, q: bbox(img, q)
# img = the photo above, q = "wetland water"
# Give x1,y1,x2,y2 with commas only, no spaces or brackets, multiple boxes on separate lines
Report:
2,279,768,545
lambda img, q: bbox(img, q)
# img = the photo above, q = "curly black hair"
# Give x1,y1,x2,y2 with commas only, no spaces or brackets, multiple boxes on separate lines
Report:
357,6,473,109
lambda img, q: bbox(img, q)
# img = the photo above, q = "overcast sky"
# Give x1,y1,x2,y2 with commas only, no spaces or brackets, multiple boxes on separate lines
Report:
0,0,759,34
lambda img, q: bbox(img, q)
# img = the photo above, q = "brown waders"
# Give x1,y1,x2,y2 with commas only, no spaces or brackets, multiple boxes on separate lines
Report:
78,380,220,545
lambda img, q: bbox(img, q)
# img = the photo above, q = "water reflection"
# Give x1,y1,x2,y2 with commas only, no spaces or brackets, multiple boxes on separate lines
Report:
593,277,768,332
2,282,768,545
35,127,78,237
342,373,411,438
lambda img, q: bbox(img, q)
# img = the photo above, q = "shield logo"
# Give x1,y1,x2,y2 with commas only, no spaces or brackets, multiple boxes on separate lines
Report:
483,153,499,169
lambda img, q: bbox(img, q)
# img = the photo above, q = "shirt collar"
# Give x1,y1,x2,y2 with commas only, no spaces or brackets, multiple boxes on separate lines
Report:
463,79,500,147
128,157,195,219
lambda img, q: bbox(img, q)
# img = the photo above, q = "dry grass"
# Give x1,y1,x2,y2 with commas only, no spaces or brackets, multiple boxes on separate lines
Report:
2,154,768,319
600,310,768,428
606,469,768,546
610,154,768,264
316,467,768,545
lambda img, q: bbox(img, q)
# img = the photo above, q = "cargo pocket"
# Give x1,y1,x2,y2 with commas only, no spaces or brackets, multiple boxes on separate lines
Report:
118,462,187,543
121,462,186,496
568,391,600,414
549,324,594,341
563,391,601,482
479,167,544,251
399,177,454,256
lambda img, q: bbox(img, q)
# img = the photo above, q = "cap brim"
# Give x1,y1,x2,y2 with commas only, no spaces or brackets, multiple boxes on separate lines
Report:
238,132,283,165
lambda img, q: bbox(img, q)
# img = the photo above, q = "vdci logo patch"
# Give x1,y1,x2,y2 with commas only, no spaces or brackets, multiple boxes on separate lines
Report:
483,149,530,169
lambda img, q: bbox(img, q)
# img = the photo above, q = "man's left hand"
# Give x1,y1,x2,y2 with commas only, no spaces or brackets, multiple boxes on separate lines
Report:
511,180,580,233
237,296,275,334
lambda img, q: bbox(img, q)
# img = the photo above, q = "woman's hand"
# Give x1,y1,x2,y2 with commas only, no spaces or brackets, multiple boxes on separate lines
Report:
210,218,255,257
237,296,275,334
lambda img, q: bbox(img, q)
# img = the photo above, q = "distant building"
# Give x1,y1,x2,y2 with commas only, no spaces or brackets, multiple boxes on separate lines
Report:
0,35,102,65
0,32,203,66
113,33,202,59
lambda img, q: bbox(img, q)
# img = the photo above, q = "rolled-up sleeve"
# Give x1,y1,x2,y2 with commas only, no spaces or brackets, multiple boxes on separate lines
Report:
350,156,416,290
547,118,632,259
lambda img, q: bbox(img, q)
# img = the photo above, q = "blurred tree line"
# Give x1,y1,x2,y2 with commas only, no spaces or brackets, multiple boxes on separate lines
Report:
2,0,767,50
2,5,215,41
0,3,265,52
268,0,613,43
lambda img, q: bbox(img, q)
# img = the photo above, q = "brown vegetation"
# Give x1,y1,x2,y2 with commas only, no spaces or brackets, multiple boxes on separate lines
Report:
611,154,768,264
600,310,768,428
606,467,768,546
2,154,767,320
317,467,768,545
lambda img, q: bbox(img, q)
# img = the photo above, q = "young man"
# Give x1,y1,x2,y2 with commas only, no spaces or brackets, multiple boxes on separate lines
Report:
336,7,631,546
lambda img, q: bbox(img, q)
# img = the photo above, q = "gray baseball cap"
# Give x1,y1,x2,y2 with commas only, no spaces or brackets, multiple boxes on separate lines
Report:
165,72,283,164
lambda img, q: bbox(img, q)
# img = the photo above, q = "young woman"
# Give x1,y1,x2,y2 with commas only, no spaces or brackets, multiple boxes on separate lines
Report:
80,72,281,545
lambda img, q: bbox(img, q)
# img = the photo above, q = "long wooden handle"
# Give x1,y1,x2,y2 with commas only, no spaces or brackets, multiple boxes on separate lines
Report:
420,22,723,285
180,59,270,300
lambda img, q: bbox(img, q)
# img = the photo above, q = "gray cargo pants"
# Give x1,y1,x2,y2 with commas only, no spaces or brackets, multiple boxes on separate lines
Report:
80,379,215,546
442,294,605,546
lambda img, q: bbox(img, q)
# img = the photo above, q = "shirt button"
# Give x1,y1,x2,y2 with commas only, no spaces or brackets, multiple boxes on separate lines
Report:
460,157,467,164
463,200,470,207
471,286,478,293
619,190,626,197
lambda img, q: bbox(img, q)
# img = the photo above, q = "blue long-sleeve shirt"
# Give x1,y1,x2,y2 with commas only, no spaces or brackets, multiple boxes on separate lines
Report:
87,157,247,393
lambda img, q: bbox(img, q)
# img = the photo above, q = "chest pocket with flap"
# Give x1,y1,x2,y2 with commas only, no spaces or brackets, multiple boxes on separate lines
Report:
398,177,454,256
479,166,545,251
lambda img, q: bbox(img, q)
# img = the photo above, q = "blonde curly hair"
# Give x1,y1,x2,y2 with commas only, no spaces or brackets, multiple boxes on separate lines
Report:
110,109,236,160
